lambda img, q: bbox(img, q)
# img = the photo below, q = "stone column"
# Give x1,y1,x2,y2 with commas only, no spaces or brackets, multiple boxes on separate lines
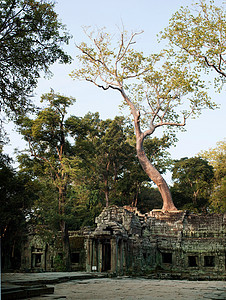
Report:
98,240,102,272
92,239,98,271
117,239,121,273
121,240,125,273
111,238,117,273
85,238,92,272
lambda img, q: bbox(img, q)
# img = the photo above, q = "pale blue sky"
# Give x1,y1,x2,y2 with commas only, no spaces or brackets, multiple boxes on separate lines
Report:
5,0,226,183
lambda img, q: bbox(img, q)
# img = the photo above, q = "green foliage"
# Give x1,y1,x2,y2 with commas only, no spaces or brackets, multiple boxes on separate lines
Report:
65,185,103,230
68,112,173,208
54,254,67,272
0,151,36,269
199,140,226,212
0,0,72,120
171,157,214,212
137,186,163,213
160,0,226,89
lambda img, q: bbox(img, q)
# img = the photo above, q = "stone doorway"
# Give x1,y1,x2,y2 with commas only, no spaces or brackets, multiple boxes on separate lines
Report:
102,240,111,271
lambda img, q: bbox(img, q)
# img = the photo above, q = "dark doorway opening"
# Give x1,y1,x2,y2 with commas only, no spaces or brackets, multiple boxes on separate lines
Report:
188,256,198,267
204,256,215,267
71,252,80,264
102,241,111,271
162,252,172,264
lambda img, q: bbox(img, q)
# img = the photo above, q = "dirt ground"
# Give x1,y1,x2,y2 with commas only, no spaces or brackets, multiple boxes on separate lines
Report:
31,277,226,300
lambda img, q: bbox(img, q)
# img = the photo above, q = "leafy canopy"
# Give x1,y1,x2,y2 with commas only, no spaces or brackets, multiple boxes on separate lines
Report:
171,156,214,212
199,140,226,212
160,0,226,88
17,92,77,182
71,27,217,138
0,0,72,120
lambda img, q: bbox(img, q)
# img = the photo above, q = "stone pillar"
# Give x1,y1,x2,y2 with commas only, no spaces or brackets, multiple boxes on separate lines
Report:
121,240,126,273
92,239,98,272
98,240,102,272
111,238,117,273
117,239,122,273
85,238,92,272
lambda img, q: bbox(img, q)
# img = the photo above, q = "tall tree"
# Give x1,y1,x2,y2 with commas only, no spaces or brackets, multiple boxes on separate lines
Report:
71,28,217,211
160,0,226,88
17,92,77,271
68,113,134,207
0,0,71,121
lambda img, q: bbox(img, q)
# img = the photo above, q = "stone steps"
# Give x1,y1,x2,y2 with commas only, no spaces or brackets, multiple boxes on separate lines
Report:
2,284,54,300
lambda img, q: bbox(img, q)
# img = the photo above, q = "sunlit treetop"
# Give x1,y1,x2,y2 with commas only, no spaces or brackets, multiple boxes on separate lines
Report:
160,0,226,89
71,27,218,136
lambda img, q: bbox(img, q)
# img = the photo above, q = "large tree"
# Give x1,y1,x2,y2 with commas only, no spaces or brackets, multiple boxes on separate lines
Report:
160,0,226,88
70,28,217,211
72,114,134,208
0,0,71,121
17,92,77,271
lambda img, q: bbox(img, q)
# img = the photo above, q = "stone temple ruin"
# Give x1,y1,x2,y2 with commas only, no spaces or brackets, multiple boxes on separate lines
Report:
21,206,226,280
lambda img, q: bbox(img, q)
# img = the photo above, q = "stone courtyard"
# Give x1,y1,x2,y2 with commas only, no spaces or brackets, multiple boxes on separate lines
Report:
2,272,226,300
25,277,226,300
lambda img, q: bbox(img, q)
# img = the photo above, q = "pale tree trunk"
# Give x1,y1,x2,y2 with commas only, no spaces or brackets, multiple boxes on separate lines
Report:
103,173,109,207
136,131,177,211
104,160,110,207
120,88,177,212
104,187,109,207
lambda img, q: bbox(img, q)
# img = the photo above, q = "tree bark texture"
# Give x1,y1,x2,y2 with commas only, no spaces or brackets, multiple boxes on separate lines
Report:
120,88,177,212
136,132,177,211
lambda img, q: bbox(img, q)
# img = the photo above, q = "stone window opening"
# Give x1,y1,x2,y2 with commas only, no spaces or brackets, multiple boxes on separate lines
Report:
204,256,215,267
71,252,80,264
188,256,198,267
162,252,172,264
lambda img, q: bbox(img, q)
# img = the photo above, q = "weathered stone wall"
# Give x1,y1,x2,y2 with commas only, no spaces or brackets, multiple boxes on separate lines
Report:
89,206,225,279
21,229,87,272
69,232,86,271
21,206,225,279
21,230,58,272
